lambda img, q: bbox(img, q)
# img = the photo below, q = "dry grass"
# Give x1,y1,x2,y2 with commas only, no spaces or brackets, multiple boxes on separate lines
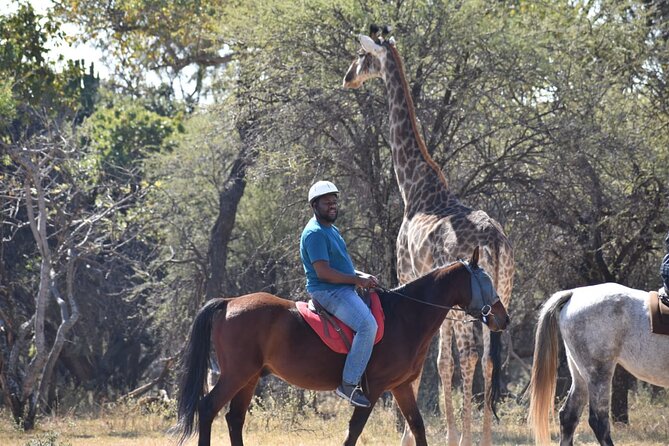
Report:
1,386,667,446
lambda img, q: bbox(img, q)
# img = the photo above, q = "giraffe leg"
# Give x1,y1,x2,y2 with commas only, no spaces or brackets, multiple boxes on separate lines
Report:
437,320,459,446
454,319,478,446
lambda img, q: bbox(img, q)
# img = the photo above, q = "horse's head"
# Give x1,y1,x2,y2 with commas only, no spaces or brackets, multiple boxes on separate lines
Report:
461,247,509,332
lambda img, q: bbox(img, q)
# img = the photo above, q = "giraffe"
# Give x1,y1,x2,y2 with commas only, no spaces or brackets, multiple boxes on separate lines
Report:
343,29,514,446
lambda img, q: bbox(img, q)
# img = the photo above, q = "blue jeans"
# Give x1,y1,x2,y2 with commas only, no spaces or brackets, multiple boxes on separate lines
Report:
310,287,378,385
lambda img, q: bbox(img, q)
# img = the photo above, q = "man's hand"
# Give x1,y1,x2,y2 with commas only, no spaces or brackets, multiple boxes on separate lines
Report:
355,271,379,289
314,262,379,288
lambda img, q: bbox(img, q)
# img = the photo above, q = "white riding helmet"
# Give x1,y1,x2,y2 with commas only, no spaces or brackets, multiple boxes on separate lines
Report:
308,180,339,203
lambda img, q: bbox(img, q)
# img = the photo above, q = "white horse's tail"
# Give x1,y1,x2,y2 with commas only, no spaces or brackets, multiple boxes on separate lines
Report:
527,290,573,446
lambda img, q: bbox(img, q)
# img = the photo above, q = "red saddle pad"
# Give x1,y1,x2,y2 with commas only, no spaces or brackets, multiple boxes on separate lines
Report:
296,291,385,354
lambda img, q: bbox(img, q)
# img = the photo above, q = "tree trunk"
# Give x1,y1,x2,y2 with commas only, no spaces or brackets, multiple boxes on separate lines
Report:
204,118,257,300
38,252,80,409
8,153,52,429
5,148,80,430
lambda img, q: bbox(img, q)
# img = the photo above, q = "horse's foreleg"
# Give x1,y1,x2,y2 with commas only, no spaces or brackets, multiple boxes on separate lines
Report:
226,377,259,446
343,400,376,446
399,370,422,446
436,321,459,446
392,383,427,446
558,361,588,446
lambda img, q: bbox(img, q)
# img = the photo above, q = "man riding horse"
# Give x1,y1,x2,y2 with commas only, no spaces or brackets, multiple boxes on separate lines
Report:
300,180,379,407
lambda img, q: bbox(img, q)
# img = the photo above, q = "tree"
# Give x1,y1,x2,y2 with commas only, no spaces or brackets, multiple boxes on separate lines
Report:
1,127,148,427
54,0,235,102
0,1,99,139
5,0,665,423
0,97,183,426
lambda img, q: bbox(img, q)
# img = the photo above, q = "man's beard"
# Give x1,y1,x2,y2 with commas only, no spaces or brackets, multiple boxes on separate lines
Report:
316,208,338,223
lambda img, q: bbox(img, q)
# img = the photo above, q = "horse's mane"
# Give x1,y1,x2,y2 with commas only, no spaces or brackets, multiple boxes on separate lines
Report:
378,260,464,317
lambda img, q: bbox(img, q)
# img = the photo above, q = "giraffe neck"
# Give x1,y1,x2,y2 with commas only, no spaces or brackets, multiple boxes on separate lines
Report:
383,44,458,216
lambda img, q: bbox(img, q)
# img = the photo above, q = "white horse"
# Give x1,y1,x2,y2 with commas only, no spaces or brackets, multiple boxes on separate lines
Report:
528,283,669,446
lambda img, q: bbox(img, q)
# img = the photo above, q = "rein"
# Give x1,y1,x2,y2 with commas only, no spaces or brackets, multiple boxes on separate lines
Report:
376,287,483,323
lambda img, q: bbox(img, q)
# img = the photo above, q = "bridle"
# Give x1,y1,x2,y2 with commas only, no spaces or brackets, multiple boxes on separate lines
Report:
377,260,500,324
460,260,502,325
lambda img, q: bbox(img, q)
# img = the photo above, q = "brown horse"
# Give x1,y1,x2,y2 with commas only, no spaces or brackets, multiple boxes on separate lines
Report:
175,247,509,446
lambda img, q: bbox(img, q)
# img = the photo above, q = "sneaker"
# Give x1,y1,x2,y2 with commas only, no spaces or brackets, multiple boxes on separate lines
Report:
335,382,371,408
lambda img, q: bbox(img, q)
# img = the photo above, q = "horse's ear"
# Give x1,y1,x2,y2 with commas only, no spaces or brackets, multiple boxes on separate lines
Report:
470,246,480,269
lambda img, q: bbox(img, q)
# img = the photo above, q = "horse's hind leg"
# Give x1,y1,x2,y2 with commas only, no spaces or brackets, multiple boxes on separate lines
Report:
225,376,259,446
558,358,588,446
586,366,615,446
198,375,252,446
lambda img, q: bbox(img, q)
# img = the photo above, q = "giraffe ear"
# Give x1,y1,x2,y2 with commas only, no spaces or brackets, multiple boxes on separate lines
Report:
359,34,384,55
470,246,480,269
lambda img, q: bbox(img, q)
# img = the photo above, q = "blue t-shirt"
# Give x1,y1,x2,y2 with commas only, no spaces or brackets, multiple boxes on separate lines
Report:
300,217,356,292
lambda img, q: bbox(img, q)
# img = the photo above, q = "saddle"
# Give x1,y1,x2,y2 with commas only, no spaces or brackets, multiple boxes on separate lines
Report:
648,291,669,336
296,290,385,354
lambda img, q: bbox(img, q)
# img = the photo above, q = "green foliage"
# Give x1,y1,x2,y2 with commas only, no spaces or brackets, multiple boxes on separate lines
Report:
0,1,99,138
0,79,17,126
140,107,240,340
78,93,182,186
0,1,60,103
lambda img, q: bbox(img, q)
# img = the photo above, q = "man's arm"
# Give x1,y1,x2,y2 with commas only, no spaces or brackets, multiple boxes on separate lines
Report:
313,261,378,288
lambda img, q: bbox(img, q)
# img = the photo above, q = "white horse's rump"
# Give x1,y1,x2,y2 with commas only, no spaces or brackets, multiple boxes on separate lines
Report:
529,283,669,446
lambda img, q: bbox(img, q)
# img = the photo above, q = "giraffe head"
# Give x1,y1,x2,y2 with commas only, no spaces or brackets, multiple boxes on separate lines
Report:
342,27,392,89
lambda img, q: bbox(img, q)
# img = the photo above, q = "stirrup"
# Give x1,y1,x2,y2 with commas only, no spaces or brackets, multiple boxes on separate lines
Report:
335,382,371,408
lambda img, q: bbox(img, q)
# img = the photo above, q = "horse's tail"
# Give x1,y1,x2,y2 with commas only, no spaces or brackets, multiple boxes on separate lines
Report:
174,298,228,445
527,290,573,446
